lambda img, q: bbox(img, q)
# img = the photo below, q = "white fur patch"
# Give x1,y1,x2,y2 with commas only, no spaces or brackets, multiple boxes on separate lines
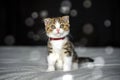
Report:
50,38,68,54
63,57,72,71
55,21,60,28
47,54,58,71
56,60,63,69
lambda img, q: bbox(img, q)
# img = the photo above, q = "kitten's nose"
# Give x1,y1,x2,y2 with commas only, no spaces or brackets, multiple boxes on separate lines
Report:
56,29,60,33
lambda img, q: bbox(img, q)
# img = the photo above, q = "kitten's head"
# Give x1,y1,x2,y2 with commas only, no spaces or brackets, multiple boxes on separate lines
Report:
43,16,70,38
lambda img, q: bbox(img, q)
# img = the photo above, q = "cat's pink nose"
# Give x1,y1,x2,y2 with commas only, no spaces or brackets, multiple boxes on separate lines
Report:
56,29,60,33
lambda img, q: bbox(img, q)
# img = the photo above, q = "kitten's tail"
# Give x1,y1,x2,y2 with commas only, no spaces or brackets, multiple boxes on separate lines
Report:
72,57,94,70
78,57,94,63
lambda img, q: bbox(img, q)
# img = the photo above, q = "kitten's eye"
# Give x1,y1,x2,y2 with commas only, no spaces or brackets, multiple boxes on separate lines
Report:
51,25,56,29
60,24,64,28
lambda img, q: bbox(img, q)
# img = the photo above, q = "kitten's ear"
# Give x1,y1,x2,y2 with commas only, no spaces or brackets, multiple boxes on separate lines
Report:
62,16,69,23
43,18,51,26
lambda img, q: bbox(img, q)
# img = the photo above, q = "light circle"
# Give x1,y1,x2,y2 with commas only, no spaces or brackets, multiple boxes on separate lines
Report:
31,12,38,19
25,17,34,27
4,35,15,45
40,10,48,18
104,19,111,27
83,0,92,8
83,23,94,35
70,9,78,17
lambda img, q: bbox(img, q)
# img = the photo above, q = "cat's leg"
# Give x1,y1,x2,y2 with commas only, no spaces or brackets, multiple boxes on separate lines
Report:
47,54,57,71
56,59,63,70
63,56,72,71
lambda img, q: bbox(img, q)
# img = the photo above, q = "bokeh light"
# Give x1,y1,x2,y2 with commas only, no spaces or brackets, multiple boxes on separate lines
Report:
31,11,38,19
105,46,114,55
83,23,94,35
27,30,48,41
33,34,40,41
63,74,73,80
104,19,111,27
60,0,72,14
94,57,105,68
40,10,48,18
60,6,71,14
4,35,15,45
61,0,72,8
70,9,78,17
25,17,34,27
83,0,92,8
27,31,34,39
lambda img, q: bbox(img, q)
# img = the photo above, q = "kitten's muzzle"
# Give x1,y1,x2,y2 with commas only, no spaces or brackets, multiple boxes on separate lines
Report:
56,29,60,34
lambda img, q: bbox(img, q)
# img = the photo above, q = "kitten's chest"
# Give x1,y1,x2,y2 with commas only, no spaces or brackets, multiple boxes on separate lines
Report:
51,40,64,49
50,39,67,53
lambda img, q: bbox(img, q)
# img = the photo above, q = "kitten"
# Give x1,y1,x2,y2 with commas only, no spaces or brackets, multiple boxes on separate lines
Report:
43,16,94,71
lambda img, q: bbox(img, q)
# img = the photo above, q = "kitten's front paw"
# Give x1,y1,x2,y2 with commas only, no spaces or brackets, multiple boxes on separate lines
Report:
47,66,55,72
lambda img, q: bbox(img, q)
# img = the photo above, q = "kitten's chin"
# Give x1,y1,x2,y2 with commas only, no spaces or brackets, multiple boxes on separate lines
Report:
47,32,69,38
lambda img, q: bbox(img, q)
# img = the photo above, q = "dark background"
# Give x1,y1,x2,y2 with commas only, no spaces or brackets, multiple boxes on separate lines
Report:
0,0,119,47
